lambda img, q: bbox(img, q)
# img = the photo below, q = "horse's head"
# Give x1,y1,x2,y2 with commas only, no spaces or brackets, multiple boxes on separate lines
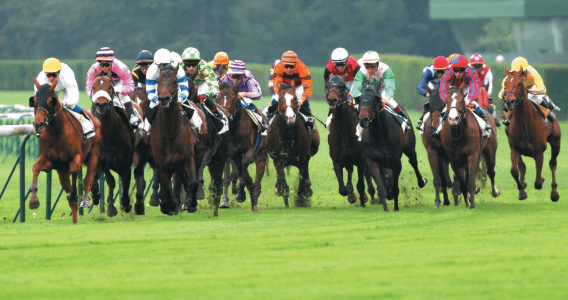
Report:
325,75,347,109
217,82,239,120
157,64,179,109
30,77,60,135
358,86,382,128
445,83,467,127
277,84,299,126
502,66,526,112
92,72,115,115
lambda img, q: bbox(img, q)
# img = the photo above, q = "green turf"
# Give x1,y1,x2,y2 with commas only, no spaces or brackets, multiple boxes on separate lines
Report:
1,90,567,299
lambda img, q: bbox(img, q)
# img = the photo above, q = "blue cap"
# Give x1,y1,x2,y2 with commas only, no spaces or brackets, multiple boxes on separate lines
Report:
136,50,153,63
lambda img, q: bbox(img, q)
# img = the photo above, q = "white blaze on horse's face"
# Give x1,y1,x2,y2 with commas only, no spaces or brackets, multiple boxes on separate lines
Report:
448,93,459,125
284,93,296,124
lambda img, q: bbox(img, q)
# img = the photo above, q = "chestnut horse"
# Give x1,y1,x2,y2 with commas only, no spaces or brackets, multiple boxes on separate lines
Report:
358,86,426,212
28,78,102,223
150,64,208,215
268,85,320,207
89,73,144,216
326,75,375,206
502,66,561,201
440,87,500,209
422,83,454,208
217,82,269,213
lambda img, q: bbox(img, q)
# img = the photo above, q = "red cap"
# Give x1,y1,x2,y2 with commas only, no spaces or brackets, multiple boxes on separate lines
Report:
433,56,449,70
469,53,484,65
453,55,468,69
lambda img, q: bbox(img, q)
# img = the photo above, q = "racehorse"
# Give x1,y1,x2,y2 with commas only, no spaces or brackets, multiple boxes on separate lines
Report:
440,86,500,209
268,85,320,207
217,82,269,213
150,64,208,215
28,78,102,223
422,83,455,208
502,66,561,201
326,75,375,206
358,86,426,212
89,72,143,217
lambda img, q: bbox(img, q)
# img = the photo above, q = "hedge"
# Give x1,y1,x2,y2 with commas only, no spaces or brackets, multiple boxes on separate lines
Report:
2,56,567,119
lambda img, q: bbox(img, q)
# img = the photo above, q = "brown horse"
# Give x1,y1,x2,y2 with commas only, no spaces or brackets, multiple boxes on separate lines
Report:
358,86,426,212
89,72,143,217
217,82,269,213
440,87,500,209
422,84,454,208
28,78,102,223
150,64,208,215
268,85,320,207
326,75,375,206
502,66,561,201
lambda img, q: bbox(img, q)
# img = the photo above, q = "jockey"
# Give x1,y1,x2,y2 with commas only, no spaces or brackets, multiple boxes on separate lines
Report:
86,47,141,129
35,58,95,138
268,59,280,103
219,60,268,132
323,47,360,89
439,54,492,135
181,47,228,134
267,50,316,130
351,51,410,132
145,48,200,131
207,51,232,81
131,50,153,88
499,56,559,125
470,53,498,126
415,55,449,130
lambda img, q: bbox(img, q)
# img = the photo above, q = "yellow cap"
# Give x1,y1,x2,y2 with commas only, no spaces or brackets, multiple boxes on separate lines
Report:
511,57,528,72
43,57,62,73
446,53,459,63
214,52,229,65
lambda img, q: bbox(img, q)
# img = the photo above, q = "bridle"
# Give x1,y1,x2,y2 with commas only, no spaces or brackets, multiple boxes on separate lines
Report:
504,73,525,106
218,91,238,121
34,103,61,128
92,76,116,115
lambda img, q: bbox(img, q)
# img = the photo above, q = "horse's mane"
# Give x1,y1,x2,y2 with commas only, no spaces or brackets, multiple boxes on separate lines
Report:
35,84,57,108
279,84,293,92
219,82,233,90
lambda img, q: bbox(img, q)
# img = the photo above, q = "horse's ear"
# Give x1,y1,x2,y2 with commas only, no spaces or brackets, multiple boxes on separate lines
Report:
518,66,524,74
504,66,510,74
34,77,40,90
29,96,36,108
49,77,58,91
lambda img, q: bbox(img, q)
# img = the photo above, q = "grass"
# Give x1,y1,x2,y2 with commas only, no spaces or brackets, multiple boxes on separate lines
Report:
1,90,568,299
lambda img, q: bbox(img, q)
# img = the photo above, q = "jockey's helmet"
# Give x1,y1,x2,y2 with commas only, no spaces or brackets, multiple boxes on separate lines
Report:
511,57,528,72
433,56,449,70
96,47,115,62
171,51,182,65
136,50,154,64
281,50,298,64
214,52,229,65
447,53,459,63
43,58,62,73
182,47,201,61
331,48,349,64
154,49,171,65
470,54,484,65
452,55,468,69
361,51,380,65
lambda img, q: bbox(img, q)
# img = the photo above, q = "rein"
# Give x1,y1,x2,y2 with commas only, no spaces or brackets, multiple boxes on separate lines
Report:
62,108,87,144
504,73,526,106
34,105,61,128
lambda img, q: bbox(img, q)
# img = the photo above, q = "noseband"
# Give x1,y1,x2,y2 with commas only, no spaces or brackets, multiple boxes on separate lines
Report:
34,105,60,128
504,73,525,106
92,77,116,114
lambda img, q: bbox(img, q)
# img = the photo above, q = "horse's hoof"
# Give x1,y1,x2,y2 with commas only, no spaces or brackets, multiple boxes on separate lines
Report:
29,197,40,210
134,203,145,215
236,190,247,203
304,187,313,197
219,201,230,209
347,192,357,204
520,182,527,189
232,185,239,195
518,190,528,200
535,179,544,190
551,192,559,202
338,186,348,196
121,203,132,213
362,194,368,204
469,205,476,209
420,178,428,188
80,201,92,208
252,205,259,213
107,205,118,217
149,194,160,207
475,186,481,194
159,202,171,215
187,206,198,213
492,188,501,197
434,203,441,209
196,185,205,200
92,193,101,206
443,199,450,206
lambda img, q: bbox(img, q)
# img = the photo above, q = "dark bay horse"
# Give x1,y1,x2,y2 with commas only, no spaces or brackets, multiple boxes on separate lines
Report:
358,86,426,212
326,76,375,206
421,84,454,208
90,72,144,217
217,82,269,213
28,78,102,223
150,64,208,215
502,66,561,201
440,86,500,209
268,85,320,207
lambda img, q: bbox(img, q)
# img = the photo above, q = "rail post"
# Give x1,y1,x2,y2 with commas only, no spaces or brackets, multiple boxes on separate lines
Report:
46,171,52,220
19,135,30,223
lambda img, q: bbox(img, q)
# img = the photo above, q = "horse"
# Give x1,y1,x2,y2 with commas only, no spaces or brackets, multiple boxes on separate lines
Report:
440,86,500,209
216,82,269,213
502,66,561,201
150,64,208,215
358,86,426,212
268,84,320,207
28,78,102,223
326,75,375,206
421,83,455,208
89,72,144,217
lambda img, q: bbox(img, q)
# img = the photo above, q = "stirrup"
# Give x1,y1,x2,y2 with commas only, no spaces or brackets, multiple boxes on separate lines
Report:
502,118,510,126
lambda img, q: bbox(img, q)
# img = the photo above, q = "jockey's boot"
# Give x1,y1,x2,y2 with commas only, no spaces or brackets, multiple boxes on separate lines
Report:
474,106,492,135
538,98,557,122
502,117,510,126
144,105,159,132
266,101,278,120
254,107,269,132
72,105,95,139
124,101,141,129
416,110,427,130
299,103,315,131
545,96,561,111
394,105,411,132
204,97,228,134
547,111,556,123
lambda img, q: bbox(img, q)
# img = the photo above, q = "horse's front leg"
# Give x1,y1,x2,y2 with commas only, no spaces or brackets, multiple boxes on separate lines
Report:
367,158,388,212
333,160,348,196
252,151,268,213
185,158,199,213
105,171,117,217
29,156,52,209
133,152,147,215
81,151,99,209
452,165,469,208
220,159,231,208
437,156,450,207
510,148,528,200
533,152,545,190
549,135,560,202
346,165,357,204
467,155,479,209
274,157,289,208
356,163,366,207
56,170,77,223
149,167,160,206
392,163,402,211
120,167,133,213
158,170,175,216
426,151,443,208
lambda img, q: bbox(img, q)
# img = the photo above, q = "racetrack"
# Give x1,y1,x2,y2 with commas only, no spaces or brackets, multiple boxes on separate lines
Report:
1,91,567,299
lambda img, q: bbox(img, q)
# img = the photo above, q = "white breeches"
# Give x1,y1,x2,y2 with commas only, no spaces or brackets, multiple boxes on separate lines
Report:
273,85,304,101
